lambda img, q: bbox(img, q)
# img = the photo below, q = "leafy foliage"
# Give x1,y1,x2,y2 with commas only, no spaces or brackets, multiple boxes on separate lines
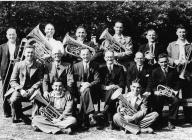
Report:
0,1,192,49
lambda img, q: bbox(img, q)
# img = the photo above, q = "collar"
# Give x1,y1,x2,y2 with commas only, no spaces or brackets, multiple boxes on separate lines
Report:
46,37,54,41
50,91,65,98
7,41,16,46
175,39,190,46
148,42,155,47
25,60,34,68
161,67,168,72
83,61,90,66
125,92,142,100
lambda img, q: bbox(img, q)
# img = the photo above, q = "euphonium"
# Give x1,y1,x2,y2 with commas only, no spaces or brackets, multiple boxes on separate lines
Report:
63,33,96,57
157,84,178,98
30,91,61,121
100,28,132,53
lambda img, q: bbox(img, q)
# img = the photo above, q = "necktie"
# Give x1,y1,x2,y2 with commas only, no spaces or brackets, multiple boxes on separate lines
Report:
163,68,167,77
108,65,112,73
84,63,88,74
150,44,154,55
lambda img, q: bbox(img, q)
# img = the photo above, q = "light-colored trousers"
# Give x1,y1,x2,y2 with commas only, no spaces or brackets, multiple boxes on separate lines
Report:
113,112,159,129
32,115,77,134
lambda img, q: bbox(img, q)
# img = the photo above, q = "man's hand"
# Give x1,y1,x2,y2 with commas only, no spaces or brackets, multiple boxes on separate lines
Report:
43,91,50,100
145,52,154,60
124,115,134,123
105,84,119,90
154,90,162,96
65,91,72,100
20,89,28,97
27,88,35,97
143,92,151,97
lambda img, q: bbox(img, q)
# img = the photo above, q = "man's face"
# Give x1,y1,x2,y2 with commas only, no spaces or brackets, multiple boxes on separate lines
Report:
114,22,123,35
24,48,35,61
134,53,144,66
130,82,141,96
52,82,63,93
6,29,17,43
52,52,62,62
176,28,186,40
158,57,168,69
146,30,156,43
104,51,114,65
80,49,91,62
76,28,87,41
44,24,55,38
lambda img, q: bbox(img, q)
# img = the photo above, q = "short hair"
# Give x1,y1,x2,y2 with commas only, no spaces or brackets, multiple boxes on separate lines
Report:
114,21,124,26
104,50,114,56
176,24,186,31
80,47,91,54
45,23,54,29
6,27,16,34
53,79,63,84
131,78,141,86
158,53,168,60
135,51,144,58
76,26,86,32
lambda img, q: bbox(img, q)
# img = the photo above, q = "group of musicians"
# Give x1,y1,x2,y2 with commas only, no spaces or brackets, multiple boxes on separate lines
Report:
0,21,192,135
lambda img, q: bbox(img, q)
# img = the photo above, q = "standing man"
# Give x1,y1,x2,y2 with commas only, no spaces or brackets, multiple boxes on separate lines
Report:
0,28,19,117
101,21,133,66
139,29,166,68
167,25,192,123
8,45,45,124
73,48,100,128
126,52,151,96
99,50,125,129
44,23,64,54
149,53,180,129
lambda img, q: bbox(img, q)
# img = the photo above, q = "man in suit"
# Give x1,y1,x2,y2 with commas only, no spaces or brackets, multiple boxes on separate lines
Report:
113,79,158,134
73,48,100,128
101,21,133,66
139,29,166,68
0,28,19,117
43,46,73,100
8,45,45,124
99,50,125,129
126,52,152,96
149,53,180,129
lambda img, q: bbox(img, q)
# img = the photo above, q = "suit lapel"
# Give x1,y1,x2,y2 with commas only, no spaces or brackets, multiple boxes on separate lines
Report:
14,44,19,59
79,62,84,80
58,64,65,78
4,43,9,58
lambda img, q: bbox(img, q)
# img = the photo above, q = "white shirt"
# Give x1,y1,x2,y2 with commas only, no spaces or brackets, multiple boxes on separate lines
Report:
83,61,90,73
7,42,16,60
113,34,126,45
148,42,155,54
176,39,190,61
137,65,143,72
107,64,114,73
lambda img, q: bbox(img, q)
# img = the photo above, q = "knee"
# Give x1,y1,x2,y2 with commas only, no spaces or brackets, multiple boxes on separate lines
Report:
113,113,121,122
152,112,159,121
70,117,77,125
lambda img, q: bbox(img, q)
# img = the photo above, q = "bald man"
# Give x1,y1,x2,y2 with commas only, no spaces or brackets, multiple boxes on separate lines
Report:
0,28,20,117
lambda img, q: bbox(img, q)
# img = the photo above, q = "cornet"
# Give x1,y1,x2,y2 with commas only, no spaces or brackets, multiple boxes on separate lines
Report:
157,85,178,98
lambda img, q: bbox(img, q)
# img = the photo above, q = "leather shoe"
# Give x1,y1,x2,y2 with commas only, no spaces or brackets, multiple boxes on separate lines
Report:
20,115,31,125
168,121,175,130
89,115,97,126
12,119,22,123
141,127,154,133
61,128,72,135
4,114,11,118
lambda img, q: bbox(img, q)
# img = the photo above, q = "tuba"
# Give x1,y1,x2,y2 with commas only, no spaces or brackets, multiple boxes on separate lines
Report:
157,85,178,98
26,24,53,64
30,91,61,122
111,88,140,134
63,33,96,57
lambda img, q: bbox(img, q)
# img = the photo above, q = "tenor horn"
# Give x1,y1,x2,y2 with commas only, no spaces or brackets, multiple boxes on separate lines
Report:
30,91,61,121
157,84,178,97
63,33,96,57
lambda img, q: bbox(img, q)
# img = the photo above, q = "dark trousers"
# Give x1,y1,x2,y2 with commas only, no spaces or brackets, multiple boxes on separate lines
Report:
180,79,192,121
152,95,180,121
103,88,118,123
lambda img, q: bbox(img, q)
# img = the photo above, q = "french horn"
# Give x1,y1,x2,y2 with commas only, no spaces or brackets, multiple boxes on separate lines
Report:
63,33,96,57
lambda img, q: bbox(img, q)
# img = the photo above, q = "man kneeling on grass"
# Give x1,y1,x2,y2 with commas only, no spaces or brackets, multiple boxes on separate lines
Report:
32,80,77,134
113,79,159,134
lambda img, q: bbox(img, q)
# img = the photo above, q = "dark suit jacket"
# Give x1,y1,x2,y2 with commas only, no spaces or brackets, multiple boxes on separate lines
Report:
149,67,180,92
45,62,74,91
10,60,44,91
139,42,166,61
0,43,19,79
73,61,100,89
126,62,151,92
99,64,125,89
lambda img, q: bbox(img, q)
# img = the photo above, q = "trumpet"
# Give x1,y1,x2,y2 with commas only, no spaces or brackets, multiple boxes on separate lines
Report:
100,28,132,53
157,84,178,98
111,88,140,134
30,91,61,122
63,33,96,57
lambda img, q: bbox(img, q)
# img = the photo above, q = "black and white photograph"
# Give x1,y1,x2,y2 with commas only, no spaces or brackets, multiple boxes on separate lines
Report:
0,0,192,139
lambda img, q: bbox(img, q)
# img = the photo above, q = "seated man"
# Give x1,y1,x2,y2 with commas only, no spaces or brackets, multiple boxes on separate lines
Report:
99,50,125,129
149,53,180,129
113,79,159,134
73,48,100,128
7,45,45,124
32,80,77,134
